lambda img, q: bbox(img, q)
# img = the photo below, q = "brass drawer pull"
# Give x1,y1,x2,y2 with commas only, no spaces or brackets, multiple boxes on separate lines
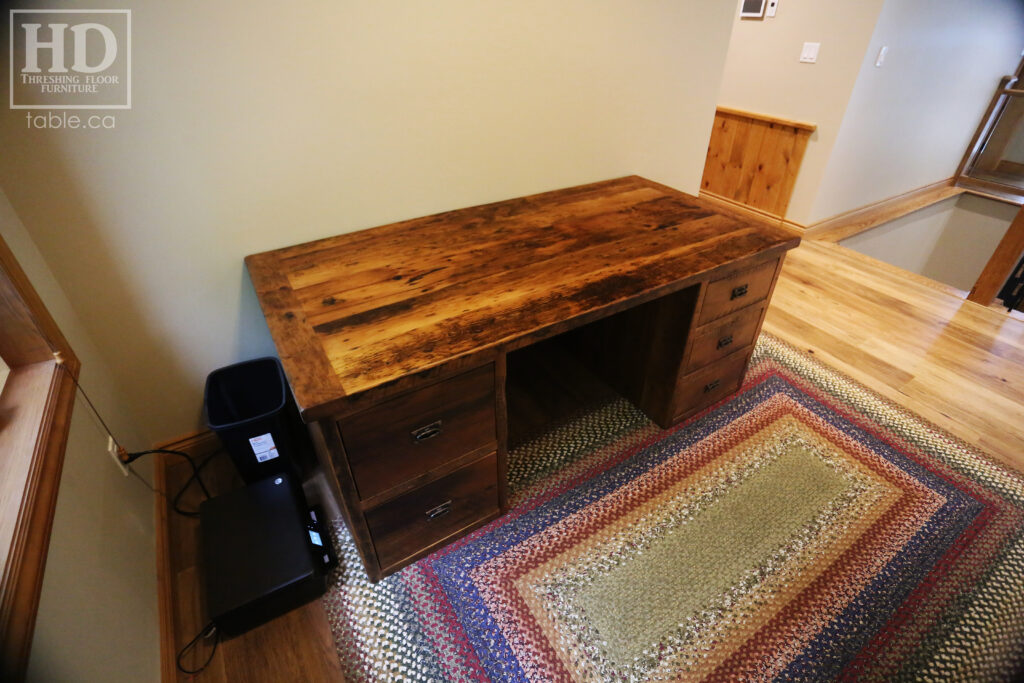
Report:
703,379,720,393
730,284,748,300
716,335,733,349
411,420,443,442
425,500,452,520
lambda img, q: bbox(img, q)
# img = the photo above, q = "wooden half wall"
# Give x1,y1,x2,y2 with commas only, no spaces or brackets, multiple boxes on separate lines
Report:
701,107,815,220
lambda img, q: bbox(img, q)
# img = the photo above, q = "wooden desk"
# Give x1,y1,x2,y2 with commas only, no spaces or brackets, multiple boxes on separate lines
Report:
246,176,799,580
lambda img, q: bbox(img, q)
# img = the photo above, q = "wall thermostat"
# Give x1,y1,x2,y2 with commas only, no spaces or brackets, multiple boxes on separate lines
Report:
740,0,766,19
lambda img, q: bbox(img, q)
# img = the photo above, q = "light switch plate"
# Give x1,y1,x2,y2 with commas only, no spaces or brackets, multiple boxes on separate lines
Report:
766,0,778,17
799,42,820,64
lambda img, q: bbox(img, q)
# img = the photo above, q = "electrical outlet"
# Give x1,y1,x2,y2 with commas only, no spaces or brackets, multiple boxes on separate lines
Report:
108,436,129,476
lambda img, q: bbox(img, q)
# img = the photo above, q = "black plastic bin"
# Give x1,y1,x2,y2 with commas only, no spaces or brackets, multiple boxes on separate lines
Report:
204,357,307,485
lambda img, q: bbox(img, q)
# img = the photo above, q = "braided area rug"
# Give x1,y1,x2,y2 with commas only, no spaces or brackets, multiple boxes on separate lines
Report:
321,334,1024,682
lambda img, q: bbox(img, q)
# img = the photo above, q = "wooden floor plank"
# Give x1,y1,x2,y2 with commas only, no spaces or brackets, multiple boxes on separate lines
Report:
165,237,1024,680
163,454,343,682
765,240,1024,472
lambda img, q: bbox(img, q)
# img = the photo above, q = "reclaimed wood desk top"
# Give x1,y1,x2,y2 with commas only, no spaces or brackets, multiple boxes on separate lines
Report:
246,176,800,421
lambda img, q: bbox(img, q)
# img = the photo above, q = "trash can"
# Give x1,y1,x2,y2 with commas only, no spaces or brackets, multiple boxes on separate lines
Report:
204,356,307,485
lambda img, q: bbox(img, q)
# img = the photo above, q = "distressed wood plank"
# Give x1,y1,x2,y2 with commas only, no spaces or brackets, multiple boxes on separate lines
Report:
247,176,799,419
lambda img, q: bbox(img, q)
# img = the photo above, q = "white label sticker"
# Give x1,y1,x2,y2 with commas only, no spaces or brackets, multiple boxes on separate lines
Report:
249,433,279,462
255,446,279,463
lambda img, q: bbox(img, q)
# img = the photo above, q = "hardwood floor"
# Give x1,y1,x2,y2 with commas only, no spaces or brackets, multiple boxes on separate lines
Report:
164,239,1024,680
765,240,1024,472
163,442,344,683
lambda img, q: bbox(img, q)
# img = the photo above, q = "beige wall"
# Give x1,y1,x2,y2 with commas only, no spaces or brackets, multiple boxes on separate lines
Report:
811,0,1024,222
841,194,1017,291
0,0,737,445
716,0,886,225
0,192,159,681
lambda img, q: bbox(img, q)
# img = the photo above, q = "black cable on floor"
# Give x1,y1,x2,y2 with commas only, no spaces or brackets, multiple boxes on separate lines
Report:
176,621,219,675
124,448,219,517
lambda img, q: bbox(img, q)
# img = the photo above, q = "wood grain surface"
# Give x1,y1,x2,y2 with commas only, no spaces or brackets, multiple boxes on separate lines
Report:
0,231,79,682
365,453,499,572
968,204,1024,305
247,176,799,420
714,106,817,132
700,109,813,219
339,364,496,504
804,179,962,242
766,240,1024,472
163,238,1024,681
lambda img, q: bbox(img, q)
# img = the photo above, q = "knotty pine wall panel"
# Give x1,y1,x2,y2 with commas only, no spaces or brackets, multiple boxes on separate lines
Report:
701,107,814,220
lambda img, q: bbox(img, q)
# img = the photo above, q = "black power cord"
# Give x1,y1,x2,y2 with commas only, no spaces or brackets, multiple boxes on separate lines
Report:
55,356,224,675
176,621,219,675
122,448,216,517
54,358,218,517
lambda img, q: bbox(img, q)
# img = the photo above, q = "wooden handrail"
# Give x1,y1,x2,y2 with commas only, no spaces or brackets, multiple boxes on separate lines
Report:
968,204,1024,305
955,59,1024,184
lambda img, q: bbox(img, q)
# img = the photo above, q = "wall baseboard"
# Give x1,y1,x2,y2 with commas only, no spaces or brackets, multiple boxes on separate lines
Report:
699,191,806,240
804,179,961,243
153,430,218,683
955,177,1024,207
698,190,803,228
156,430,220,458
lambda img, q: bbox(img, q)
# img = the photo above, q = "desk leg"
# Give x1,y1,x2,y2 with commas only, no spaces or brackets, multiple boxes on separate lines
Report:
308,420,382,581
495,352,510,513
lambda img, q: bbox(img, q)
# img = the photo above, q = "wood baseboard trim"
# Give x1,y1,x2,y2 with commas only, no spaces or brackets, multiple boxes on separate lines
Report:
156,430,221,459
955,177,1024,207
153,430,218,683
154,450,174,683
804,179,961,243
698,190,804,230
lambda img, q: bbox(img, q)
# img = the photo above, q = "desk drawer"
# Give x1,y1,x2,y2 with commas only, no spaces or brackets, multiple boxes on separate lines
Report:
698,259,778,324
685,303,765,373
340,365,497,501
673,352,749,421
366,453,499,571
